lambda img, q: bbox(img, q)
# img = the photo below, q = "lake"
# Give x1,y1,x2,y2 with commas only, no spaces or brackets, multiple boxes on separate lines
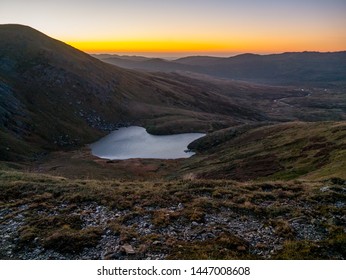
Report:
90,126,205,160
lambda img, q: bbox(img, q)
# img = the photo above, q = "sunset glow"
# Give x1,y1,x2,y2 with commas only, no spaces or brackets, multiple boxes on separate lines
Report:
67,36,345,54
1,0,345,56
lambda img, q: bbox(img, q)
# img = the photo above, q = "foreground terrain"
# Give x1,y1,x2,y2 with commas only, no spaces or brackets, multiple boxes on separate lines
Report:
0,170,345,260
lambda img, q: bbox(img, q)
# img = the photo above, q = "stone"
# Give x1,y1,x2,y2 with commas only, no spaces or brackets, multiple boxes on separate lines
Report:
103,251,119,260
237,245,247,251
320,186,330,192
327,217,336,225
121,244,135,255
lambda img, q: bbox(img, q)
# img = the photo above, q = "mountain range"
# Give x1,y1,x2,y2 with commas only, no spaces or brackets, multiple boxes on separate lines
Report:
95,51,346,86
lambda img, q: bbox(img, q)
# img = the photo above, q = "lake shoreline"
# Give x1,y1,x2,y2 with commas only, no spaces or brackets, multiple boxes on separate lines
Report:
90,126,205,160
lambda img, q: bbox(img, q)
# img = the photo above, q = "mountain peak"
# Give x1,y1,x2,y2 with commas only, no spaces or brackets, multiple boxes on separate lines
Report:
0,23,50,40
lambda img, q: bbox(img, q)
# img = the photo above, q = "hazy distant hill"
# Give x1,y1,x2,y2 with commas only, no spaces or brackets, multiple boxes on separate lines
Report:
97,51,346,86
94,54,194,73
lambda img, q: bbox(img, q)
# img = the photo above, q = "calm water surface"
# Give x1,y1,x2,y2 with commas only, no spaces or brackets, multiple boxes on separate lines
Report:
90,126,205,160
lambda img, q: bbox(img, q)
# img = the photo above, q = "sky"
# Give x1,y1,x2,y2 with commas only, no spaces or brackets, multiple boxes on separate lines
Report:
1,0,345,57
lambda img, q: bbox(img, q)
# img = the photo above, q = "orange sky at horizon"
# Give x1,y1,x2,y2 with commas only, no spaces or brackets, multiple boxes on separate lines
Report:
66,36,346,55
1,0,345,56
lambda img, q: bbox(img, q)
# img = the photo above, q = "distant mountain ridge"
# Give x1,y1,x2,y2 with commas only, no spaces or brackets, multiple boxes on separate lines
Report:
95,51,346,86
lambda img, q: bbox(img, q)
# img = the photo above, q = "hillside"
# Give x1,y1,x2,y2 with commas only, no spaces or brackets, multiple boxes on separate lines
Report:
97,52,346,86
0,24,267,160
185,121,346,181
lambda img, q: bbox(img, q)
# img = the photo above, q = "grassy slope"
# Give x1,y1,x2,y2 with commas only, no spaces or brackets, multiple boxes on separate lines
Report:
185,121,346,181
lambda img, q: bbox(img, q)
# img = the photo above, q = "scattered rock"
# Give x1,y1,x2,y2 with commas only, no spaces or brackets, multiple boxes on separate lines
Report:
0,188,341,260
237,245,247,251
121,244,135,255
320,186,330,192
177,203,184,210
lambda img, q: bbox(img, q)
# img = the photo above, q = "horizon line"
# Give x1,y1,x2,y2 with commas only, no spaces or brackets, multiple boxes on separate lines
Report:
86,50,346,59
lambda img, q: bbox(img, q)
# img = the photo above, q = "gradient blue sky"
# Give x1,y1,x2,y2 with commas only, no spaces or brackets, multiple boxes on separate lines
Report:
1,0,345,56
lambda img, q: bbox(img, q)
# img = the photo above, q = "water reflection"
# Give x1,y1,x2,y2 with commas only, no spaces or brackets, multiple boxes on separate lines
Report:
90,126,205,160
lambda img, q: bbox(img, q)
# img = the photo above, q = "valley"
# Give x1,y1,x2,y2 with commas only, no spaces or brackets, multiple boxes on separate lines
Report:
0,24,345,260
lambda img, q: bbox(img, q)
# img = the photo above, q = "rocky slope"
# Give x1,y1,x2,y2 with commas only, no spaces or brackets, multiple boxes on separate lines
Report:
0,170,345,260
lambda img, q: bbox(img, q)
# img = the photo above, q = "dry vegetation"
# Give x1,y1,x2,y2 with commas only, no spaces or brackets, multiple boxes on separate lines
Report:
185,121,346,181
0,170,345,259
